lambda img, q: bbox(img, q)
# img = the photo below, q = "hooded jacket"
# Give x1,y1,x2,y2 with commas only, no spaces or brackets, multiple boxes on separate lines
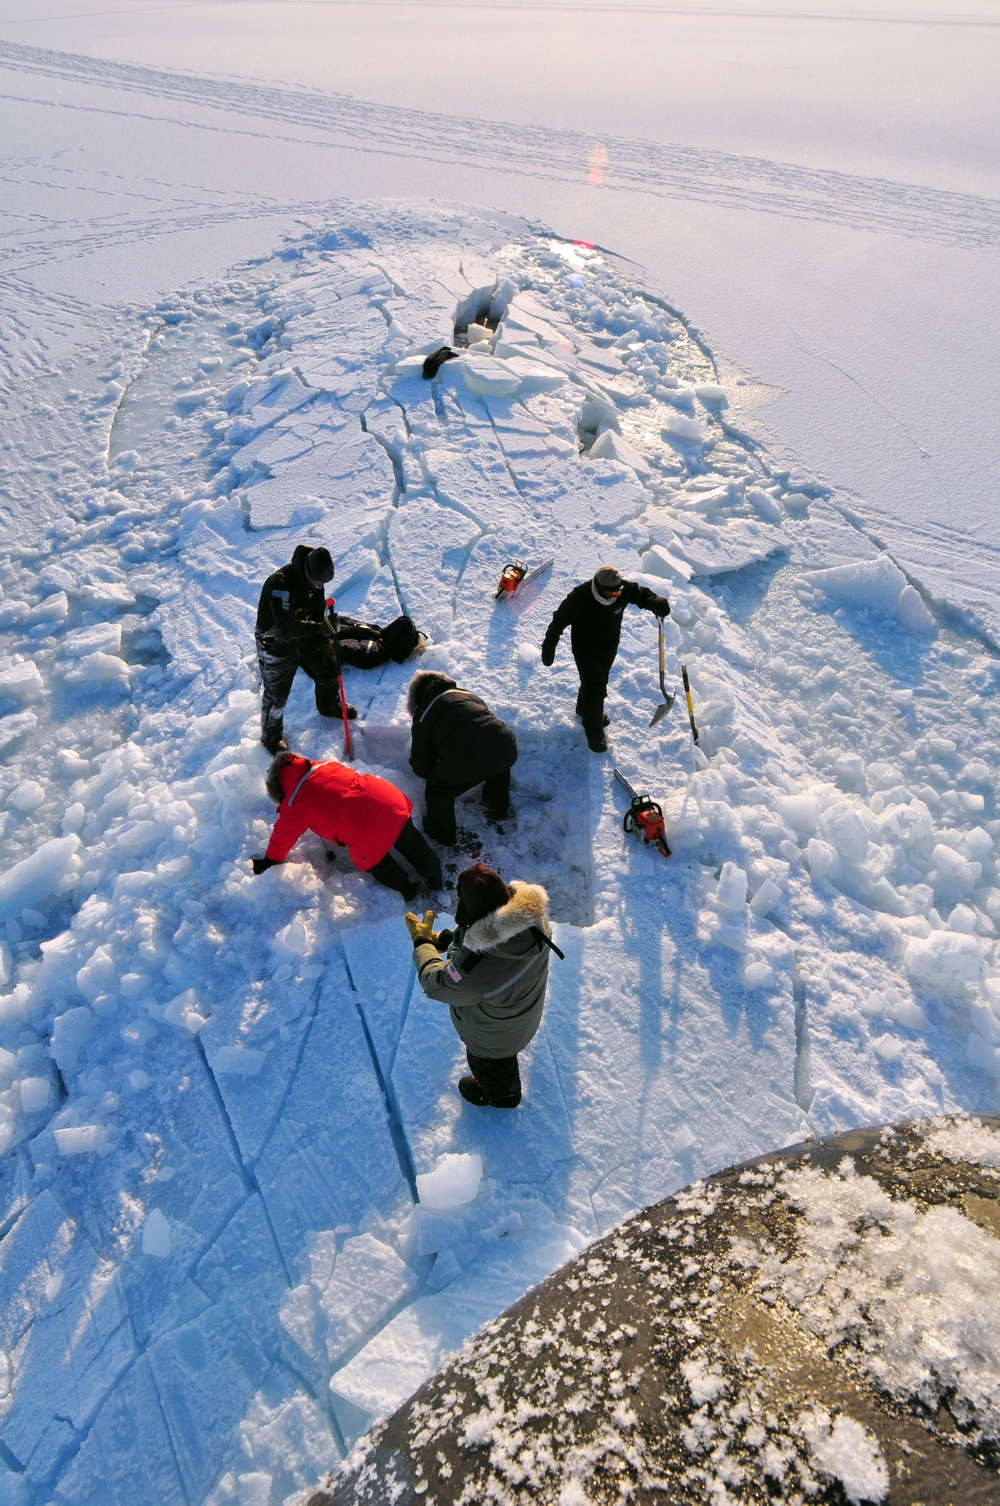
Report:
256,545,329,645
412,881,551,1057
265,754,412,871
407,671,518,789
541,578,669,663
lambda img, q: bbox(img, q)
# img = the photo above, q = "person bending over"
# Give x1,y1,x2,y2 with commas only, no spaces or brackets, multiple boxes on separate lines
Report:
251,752,442,900
405,863,553,1108
540,565,670,752
407,670,518,847
254,545,357,755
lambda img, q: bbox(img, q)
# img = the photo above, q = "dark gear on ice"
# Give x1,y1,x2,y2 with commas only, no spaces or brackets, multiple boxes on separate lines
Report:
252,752,442,899
540,566,670,752
407,863,555,1108
334,614,422,670
407,671,519,846
254,545,356,753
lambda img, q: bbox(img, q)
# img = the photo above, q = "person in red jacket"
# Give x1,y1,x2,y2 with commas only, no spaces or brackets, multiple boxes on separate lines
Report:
250,752,442,899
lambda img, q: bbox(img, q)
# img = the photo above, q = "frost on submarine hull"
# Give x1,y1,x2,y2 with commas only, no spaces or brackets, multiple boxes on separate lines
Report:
316,1116,1000,1506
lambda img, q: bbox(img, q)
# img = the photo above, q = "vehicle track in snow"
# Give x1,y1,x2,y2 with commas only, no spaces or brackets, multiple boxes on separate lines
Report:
2,40,998,255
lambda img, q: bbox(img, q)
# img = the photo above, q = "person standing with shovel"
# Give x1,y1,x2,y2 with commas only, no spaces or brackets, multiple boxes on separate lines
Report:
540,566,671,751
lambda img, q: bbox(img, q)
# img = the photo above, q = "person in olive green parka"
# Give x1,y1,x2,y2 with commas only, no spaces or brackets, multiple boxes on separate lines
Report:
405,863,552,1109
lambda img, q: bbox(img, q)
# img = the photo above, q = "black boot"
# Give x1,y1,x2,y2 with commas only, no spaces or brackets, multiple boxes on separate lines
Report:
261,725,288,755
586,728,608,753
458,1076,520,1109
315,683,358,719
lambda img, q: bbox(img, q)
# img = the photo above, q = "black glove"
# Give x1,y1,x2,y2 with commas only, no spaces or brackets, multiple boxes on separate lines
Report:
540,642,555,667
434,929,454,952
653,599,671,618
251,856,277,875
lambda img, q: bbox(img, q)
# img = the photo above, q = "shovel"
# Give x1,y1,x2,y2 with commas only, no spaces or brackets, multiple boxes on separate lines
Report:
649,619,676,727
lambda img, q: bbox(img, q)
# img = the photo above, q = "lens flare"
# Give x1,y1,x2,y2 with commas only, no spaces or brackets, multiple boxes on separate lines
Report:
587,145,608,187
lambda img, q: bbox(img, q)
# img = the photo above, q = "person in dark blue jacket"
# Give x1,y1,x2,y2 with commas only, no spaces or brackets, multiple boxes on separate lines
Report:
408,671,518,846
541,565,670,751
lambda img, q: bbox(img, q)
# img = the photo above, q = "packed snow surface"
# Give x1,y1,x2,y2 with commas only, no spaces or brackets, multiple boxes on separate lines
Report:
2,205,1000,1504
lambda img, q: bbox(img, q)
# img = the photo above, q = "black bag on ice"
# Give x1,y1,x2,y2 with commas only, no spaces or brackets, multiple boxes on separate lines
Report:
335,614,422,668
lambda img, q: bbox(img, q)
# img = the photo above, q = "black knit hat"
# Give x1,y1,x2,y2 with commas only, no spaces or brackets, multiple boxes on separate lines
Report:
306,547,335,584
594,565,623,594
455,864,510,928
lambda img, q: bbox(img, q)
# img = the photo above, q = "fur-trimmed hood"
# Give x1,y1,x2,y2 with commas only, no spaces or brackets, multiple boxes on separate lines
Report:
407,669,457,717
463,881,550,953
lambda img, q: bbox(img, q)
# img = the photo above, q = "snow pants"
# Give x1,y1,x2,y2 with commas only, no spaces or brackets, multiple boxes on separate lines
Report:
367,818,443,899
424,765,513,847
466,1050,522,1108
256,631,341,747
572,646,617,734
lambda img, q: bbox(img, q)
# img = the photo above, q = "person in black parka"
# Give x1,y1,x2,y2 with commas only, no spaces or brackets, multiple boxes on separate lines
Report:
541,565,670,752
255,545,357,753
408,671,518,846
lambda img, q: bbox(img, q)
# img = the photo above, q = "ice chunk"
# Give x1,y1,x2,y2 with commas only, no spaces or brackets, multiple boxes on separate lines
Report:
447,353,518,396
805,838,839,881
905,931,983,987
162,988,209,1033
29,590,69,622
409,1207,467,1256
819,800,869,865
63,622,122,657
319,1233,418,1363
0,659,44,699
641,542,693,582
587,428,650,479
76,946,115,1005
0,835,81,921
238,1475,272,1506
426,1248,462,1291
871,1033,903,1062
63,650,129,685
12,781,45,812
927,843,981,901
777,795,820,835
415,1152,483,1210
142,1209,172,1258
18,1076,50,1112
749,877,783,917
0,710,38,751
896,583,935,635
891,998,927,1030
51,1007,95,1072
799,553,907,618
62,801,85,834
54,1124,106,1155
662,411,708,443
746,486,783,522
714,862,748,913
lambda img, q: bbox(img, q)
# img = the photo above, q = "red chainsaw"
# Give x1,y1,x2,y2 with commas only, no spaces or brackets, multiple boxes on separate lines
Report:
613,770,671,858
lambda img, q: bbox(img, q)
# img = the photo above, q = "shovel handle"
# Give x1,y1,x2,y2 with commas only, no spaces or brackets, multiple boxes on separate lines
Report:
681,663,699,745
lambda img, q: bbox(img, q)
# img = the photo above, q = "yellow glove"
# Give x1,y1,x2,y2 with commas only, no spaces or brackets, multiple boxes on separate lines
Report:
404,909,438,946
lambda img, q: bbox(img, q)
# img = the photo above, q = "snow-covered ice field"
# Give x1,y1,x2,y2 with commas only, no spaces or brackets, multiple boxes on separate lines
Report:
0,3,998,1503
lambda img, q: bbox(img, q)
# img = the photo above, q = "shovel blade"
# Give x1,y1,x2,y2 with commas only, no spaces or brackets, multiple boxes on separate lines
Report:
649,695,675,727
